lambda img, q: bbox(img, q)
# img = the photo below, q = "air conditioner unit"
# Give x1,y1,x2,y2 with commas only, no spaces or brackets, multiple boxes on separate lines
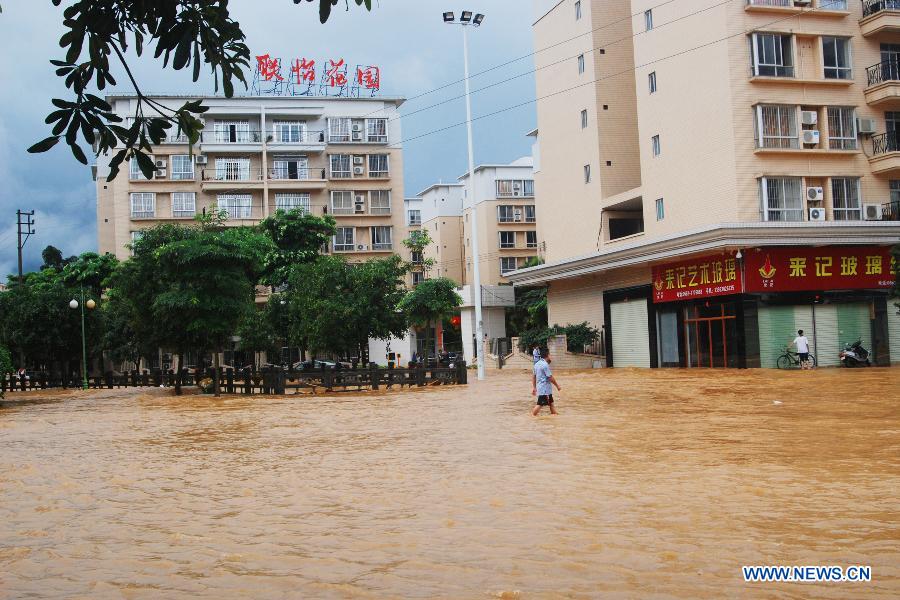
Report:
857,118,877,135
195,155,208,165
808,207,826,222
806,186,824,201
513,210,523,222
353,156,365,165
357,244,369,251
355,194,366,203
863,203,882,220
155,159,167,168
800,111,817,126
353,166,365,175
351,132,363,142
155,169,167,179
801,130,820,145
352,123,363,132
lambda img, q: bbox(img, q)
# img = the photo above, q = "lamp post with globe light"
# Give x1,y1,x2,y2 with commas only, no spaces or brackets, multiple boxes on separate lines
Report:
69,289,96,390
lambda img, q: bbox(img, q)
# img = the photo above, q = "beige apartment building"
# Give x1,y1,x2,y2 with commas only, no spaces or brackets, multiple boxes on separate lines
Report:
510,0,900,369
97,95,406,265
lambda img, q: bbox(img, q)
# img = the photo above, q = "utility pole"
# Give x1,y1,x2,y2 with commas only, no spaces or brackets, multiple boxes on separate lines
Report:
16,210,35,284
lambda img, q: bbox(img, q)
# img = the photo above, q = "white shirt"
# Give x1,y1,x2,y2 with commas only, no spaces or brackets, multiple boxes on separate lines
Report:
793,336,809,353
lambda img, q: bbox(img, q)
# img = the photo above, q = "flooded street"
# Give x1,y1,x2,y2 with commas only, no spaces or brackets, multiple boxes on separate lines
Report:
1,368,898,598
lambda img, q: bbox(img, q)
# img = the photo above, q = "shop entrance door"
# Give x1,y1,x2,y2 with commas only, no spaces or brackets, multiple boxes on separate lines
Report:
684,302,739,368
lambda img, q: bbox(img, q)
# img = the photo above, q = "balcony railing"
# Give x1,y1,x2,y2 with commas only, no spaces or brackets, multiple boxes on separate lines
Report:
863,0,900,17
269,129,326,144
201,130,263,143
747,0,792,6
269,167,326,180
867,60,900,86
131,211,155,219
871,131,900,155
201,168,264,181
372,242,393,251
883,199,900,220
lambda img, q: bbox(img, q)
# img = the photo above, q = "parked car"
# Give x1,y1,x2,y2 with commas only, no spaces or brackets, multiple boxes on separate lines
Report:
291,359,352,371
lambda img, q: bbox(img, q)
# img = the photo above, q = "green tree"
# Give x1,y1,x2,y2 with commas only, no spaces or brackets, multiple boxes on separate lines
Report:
0,344,12,398
398,278,462,364
402,229,435,280
24,0,373,178
258,209,335,286
41,245,65,271
235,307,278,369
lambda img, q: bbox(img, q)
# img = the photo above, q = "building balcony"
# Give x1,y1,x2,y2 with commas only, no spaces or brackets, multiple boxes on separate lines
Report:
745,0,849,16
200,168,265,190
266,129,327,153
880,199,900,220
865,60,900,104
860,0,900,36
867,132,900,173
199,130,263,153
267,167,327,189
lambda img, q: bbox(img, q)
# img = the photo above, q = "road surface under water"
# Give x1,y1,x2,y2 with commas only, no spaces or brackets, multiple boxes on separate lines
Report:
1,368,898,598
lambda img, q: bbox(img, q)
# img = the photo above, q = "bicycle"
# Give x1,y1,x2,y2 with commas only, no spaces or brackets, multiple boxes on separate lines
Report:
776,348,817,370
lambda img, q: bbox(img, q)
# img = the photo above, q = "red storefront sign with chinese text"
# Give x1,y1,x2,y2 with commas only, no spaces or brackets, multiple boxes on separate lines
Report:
652,252,742,303
744,246,895,293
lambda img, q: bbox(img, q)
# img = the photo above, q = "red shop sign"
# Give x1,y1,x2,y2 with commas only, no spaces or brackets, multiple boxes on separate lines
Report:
744,246,895,293
652,251,742,303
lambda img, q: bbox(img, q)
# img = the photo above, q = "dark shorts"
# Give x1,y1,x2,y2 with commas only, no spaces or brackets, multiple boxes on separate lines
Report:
537,394,554,406
799,352,809,361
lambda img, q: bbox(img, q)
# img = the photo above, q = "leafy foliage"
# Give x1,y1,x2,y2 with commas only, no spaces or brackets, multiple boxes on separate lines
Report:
0,343,12,397
41,245,65,271
258,209,335,286
398,278,461,361
402,229,435,278
518,322,600,354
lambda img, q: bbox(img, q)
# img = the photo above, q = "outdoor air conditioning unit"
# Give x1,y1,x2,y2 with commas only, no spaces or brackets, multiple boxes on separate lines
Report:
195,155,208,165
808,207,826,222
155,168,167,179
155,159,167,168
863,203,882,220
801,130,820,145
800,111,818,126
352,123,363,132
353,166,365,175
513,210,523,222
857,118,877,135
357,244,369,251
353,155,365,165
807,186,824,201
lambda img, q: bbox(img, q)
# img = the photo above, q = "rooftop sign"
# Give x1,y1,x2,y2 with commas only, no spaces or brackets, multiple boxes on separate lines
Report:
251,54,381,97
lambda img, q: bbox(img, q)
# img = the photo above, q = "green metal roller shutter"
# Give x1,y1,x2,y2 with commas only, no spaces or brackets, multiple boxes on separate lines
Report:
889,303,900,364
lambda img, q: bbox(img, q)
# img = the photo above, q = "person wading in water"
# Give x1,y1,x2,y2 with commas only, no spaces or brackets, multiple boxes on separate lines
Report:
532,348,561,416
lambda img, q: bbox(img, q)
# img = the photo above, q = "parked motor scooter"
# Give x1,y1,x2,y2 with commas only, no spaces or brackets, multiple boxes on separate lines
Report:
839,339,871,367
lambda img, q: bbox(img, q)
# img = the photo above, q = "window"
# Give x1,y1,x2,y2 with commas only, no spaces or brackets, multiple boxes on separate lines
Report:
129,158,152,180
651,135,661,157
329,154,351,178
275,193,311,213
171,192,196,218
273,120,305,143
655,198,665,221
823,37,852,80
368,154,389,177
892,179,900,204
526,231,538,248
170,155,194,180
575,0,581,20
408,209,422,225
828,0,848,8
831,177,862,220
130,230,144,244
644,9,653,31
524,205,536,223
217,194,252,219
649,71,657,93
369,190,392,215
333,227,354,251
331,190,354,214
496,179,534,197
366,119,388,143
328,117,351,142
751,33,794,77
213,120,251,143
272,156,309,180
130,192,155,218
412,271,425,286
577,54,585,74
214,157,250,181
754,104,799,149
760,177,803,222
499,231,516,249
827,107,857,150
498,205,516,223
411,251,424,264
500,257,518,275
584,164,591,183
371,226,393,250
581,109,588,129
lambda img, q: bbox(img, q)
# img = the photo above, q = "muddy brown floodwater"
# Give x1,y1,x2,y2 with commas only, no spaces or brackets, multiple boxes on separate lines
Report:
1,368,899,599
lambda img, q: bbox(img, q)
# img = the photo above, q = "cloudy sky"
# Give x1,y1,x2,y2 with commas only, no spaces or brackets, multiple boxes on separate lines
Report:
0,0,537,278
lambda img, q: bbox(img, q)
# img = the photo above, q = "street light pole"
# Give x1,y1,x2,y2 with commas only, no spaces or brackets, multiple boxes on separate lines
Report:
445,10,487,380
70,289,95,390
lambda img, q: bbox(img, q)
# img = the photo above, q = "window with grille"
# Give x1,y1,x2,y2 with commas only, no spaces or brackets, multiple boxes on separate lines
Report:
274,120,305,143
275,193,310,213
823,37,852,80
328,118,351,142
130,192,155,218
408,209,422,225
827,107,857,150
368,154,389,177
755,104,799,149
499,231,515,249
331,190,354,214
760,177,803,221
751,33,794,77
831,177,861,220
170,155,194,180
412,271,425,286
129,158,153,180
213,120,251,143
371,226,392,250
273,156,309,180
498,205,516,222
330,154,351,178
366,119,388,143
524,205,536,223
217,194,252,219
214,157,250,181
526,231,538,248
171,192,196,218
369,190,391,214
500,257,518,275
333,227,354,251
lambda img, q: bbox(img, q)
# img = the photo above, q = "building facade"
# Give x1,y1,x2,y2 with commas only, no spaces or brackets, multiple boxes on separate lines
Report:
510,0,900,368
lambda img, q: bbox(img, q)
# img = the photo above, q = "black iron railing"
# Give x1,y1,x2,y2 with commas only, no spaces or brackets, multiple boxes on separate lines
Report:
883,200,900,220
863,0,900,17
871,132,900,155
867,60,900,86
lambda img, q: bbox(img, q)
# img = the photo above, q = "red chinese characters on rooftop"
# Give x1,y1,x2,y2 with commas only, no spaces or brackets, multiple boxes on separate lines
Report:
255,54,284,82
253,53,382,97
291,58,316,83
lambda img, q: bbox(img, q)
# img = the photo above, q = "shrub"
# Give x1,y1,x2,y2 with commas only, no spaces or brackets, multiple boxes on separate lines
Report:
0,345,11,399
517,322,600,354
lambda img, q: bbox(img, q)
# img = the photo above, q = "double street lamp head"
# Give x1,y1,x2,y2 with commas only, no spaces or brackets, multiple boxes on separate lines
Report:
69,298,97,310
443,10,485,26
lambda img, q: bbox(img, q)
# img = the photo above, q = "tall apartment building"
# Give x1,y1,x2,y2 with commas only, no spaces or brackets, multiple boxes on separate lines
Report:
510,0,900,368
97,95,405,265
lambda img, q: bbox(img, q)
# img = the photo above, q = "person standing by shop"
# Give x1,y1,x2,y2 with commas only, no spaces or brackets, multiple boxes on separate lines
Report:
791,330,812,370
